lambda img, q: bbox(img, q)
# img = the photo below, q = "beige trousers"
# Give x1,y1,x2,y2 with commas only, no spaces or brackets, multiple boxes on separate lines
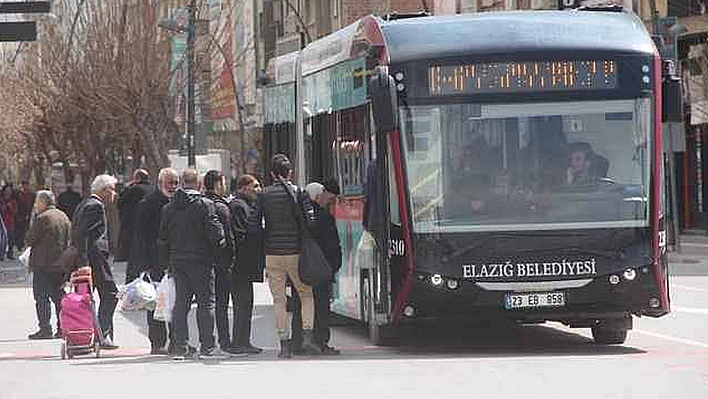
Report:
265,254,314,340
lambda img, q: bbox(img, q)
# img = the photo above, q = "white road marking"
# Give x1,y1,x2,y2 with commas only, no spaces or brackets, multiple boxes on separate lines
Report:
634,329,708,350
673,306,708,316
673,284,708,294
678,242,708,248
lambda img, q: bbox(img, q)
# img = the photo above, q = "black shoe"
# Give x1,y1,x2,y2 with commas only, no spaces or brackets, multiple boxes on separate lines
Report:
54,330,62,339
100,337,119,350
28,330,53,340
221,346,248,357
232,344,263,355
288,339,304,355
172,345,197,361
302,330,323,355
277,340,292,359
320,344,340,355
150,346,168,355
198,346,216,358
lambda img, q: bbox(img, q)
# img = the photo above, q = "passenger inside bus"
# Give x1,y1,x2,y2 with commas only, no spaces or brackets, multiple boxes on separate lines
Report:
448,134,499,216
565,142,611,186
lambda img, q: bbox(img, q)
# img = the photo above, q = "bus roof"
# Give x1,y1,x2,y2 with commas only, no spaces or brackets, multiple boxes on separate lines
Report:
380,11,657,64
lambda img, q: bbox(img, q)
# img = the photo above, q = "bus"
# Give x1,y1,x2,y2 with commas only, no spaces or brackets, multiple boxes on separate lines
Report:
262,9,678,345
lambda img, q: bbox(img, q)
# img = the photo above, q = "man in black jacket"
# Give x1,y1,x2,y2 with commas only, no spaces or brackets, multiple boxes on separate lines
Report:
159,169,225,360
291,180,342,355
202,170,236,354
249,154,321,358
57,184,81,220
229,174,263,354
118,169,152,282
72,174,119,350
133,167,179,355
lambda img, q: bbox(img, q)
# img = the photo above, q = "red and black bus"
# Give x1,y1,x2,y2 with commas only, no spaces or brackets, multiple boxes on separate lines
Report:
262,10,676,345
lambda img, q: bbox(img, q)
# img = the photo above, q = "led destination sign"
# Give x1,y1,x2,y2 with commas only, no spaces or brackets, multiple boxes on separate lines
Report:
429,60,618,95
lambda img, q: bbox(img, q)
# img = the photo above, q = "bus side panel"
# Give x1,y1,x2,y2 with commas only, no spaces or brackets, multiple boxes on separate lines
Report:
331,197,367,320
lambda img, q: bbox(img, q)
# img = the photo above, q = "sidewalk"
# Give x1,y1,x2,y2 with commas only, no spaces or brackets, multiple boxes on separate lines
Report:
0,257,28,285
0,259,277,360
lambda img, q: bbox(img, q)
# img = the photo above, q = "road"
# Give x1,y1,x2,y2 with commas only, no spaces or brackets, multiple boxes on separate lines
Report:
0,237,706,399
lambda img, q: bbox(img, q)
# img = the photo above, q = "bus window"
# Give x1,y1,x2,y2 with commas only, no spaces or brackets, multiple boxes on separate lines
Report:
338,106,369,196
400,99,651,233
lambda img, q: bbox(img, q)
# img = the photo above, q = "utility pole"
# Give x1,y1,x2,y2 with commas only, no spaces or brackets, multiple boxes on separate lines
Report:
187,0,196,168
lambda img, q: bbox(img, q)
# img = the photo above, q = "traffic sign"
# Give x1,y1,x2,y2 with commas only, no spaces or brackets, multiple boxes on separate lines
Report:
0,21,36,42
0,2,51,14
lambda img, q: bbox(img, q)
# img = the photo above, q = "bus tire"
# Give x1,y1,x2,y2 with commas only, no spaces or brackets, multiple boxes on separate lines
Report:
591,326,628,345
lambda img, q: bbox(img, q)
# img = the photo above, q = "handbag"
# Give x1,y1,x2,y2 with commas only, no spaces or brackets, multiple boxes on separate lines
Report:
154,274,176,322
280,181,332,286
19,246,31,269
120,272,158,311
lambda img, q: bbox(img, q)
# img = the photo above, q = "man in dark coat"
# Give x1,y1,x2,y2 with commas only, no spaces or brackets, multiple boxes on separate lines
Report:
202,170,236,354
291,180,342,355
72,174,119,349
15,180,35,251
133,167,178,355
57,184,81,220
117,169,151,282
229,174,263,354
159,169,225,360
0,211,7,259
25,190,71,340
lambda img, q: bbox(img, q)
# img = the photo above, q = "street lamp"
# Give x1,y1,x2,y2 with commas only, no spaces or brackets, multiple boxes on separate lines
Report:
158,0,196,168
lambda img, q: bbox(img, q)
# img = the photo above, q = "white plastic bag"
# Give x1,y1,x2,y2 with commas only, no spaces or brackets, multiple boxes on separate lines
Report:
120,273,158,311
19,247,31,268
153,274,175,323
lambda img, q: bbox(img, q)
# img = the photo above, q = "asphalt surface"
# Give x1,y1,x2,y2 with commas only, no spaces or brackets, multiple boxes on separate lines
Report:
0,236,706,398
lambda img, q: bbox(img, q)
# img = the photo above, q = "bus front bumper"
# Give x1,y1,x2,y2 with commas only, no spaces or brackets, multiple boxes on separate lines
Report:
401,271,666,324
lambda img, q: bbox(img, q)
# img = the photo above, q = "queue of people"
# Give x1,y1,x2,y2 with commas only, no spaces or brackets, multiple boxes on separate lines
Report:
16,154,343,360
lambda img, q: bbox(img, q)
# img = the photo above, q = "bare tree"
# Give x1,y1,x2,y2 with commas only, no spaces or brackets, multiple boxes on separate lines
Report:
0,2,179,188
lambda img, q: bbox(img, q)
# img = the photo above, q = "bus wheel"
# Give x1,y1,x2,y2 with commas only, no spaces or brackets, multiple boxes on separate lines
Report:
591,326,628,345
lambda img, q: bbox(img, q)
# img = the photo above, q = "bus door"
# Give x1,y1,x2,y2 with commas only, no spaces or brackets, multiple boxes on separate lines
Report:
363,67,399,340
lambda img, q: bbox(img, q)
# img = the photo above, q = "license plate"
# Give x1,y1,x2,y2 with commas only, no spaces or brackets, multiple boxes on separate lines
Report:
504,291,565,310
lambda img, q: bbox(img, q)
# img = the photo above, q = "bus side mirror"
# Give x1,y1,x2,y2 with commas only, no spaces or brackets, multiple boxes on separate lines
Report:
662,61,683,123
369,66,398,133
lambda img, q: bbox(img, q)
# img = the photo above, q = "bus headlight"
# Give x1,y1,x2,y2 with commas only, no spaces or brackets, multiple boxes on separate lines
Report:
446,279,459,290
623,269,637,281
609,275,621,285
430,274,444,286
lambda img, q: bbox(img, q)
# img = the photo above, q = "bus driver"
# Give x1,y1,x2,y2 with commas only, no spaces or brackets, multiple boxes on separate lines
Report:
566,142,609,185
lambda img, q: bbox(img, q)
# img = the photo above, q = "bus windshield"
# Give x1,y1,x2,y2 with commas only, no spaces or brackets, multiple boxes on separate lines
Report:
400,99,651,233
